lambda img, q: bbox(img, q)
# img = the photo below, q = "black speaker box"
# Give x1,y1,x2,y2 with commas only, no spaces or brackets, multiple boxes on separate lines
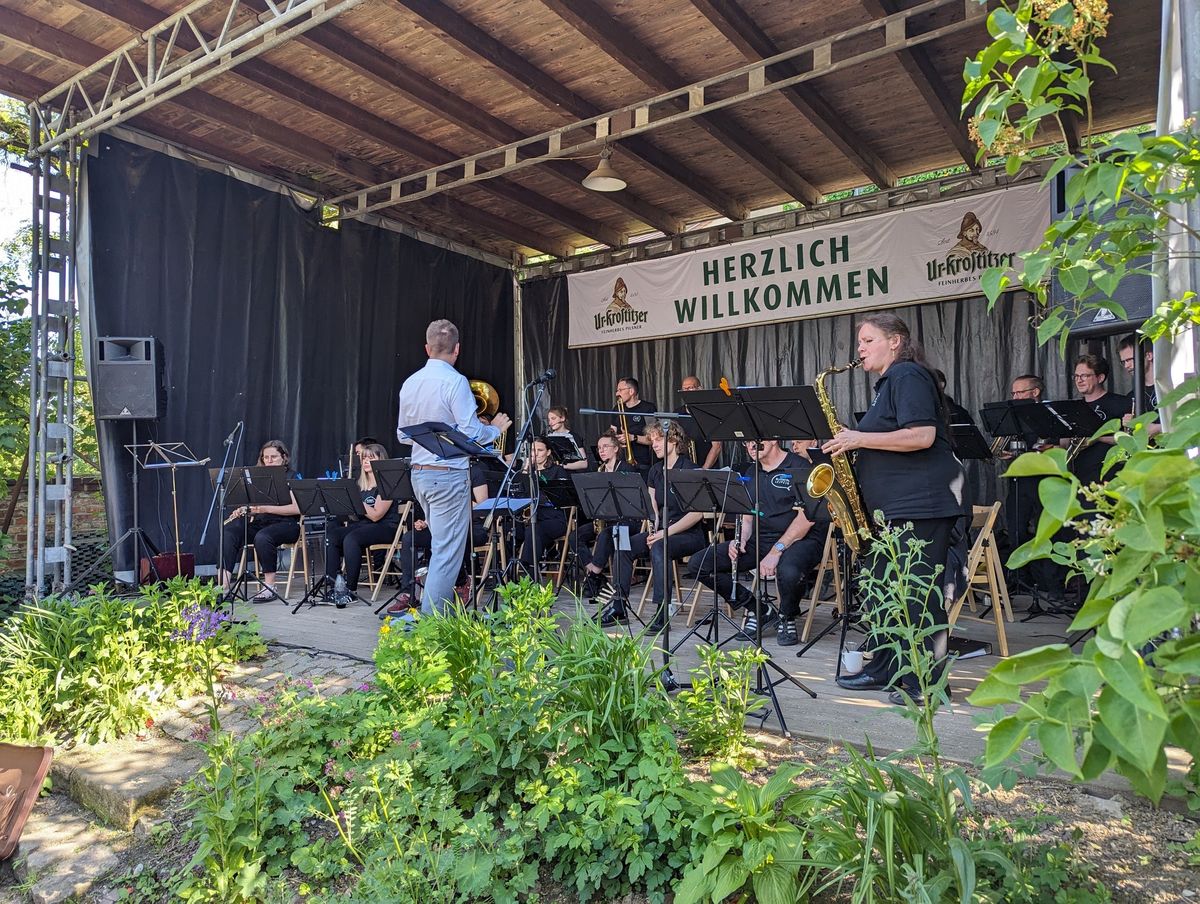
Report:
94,337,166,420
1051,166,1155,339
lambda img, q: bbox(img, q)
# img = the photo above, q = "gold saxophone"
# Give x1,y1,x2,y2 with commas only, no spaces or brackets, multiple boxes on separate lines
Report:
806,359,873,553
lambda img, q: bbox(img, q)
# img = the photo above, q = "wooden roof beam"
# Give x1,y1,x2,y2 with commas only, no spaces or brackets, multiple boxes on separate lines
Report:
688,0,897,188
1,16,570,258
0,63,517,258
234,0,682,236
69,0,620,247
539,0,822,205
859,0,978,168
389,0,748,221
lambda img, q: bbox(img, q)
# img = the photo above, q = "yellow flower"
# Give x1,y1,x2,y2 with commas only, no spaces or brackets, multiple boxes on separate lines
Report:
380,622,391,635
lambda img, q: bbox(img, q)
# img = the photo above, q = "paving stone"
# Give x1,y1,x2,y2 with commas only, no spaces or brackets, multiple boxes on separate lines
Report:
51,735,206,830
1081,792,1124,818
11,793,117,880
28,844,121,904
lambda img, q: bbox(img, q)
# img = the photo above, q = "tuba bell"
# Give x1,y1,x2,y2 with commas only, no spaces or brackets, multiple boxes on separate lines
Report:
470,380,507,454
806,360,874,553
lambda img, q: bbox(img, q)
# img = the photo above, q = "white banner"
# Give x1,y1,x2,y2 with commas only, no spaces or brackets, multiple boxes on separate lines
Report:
566,181,1049,348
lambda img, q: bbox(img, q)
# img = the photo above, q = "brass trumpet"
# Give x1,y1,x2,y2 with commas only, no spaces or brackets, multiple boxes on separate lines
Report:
615,394,634,464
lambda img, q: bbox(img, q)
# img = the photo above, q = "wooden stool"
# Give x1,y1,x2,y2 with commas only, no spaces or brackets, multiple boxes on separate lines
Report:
947,503,1014,657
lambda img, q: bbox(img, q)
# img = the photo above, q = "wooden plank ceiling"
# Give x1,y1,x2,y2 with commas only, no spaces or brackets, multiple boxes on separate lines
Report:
0,0,1160,262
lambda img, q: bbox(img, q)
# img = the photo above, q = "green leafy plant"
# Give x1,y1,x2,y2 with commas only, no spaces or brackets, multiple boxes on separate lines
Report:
959,0,1200,806
0,578,264,744
674,642,766,761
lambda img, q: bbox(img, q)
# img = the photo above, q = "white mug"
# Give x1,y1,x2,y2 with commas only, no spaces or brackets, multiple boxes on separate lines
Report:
841,649,864,674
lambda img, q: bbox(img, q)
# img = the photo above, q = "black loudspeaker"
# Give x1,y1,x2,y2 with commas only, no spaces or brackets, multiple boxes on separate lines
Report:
93,337,166,420
1051,166,1155,339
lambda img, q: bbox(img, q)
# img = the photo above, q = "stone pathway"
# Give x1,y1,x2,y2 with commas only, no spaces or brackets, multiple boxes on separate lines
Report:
1,644,376,904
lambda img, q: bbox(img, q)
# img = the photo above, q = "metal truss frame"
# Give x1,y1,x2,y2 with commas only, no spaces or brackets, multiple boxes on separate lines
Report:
327,0,984,221
31,0,365,155
517,159,1053,281
26,125,82,597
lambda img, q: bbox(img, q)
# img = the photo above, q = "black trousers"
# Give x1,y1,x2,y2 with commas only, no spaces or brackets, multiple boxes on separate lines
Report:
612,526,706,610
859,516,956,691
687,533,823,618
516,509,569,571
221,517,299,574
325,520,400,591
396,526,432,594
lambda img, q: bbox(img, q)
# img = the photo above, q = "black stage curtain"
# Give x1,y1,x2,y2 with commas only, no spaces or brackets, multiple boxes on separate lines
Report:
521,274,1069,510
86,137,513,572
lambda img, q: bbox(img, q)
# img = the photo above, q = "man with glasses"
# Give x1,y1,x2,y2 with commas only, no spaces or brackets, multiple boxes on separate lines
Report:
611,376,656,474
1068,355,1128,487
1118,333,1162,438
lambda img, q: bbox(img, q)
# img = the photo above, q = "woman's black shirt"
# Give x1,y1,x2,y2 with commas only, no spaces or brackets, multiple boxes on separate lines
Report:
855,361,966,522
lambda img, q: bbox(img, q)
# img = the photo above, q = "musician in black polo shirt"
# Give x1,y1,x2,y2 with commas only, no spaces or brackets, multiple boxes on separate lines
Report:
687,439,827,644
1067,354,1129,486
823,313,967,705
612,376,657,473
1119,333,1162,439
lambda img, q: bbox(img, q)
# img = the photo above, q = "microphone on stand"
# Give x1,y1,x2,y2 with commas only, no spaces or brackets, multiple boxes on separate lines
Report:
223,421,243,447
529,368,557,385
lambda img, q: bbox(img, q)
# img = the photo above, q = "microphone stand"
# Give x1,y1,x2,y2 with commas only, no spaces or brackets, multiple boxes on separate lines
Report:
200,420,242,598
491,376,553,585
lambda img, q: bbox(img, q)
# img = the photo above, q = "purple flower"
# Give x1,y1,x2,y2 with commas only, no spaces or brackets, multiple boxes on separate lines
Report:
356,682,372,692
324,759,336,776
391,730,402,743
173,605,231,644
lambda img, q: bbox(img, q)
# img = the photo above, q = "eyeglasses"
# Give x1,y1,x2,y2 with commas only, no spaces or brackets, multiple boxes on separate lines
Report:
1073,373,1097,381
1011,388,1038,397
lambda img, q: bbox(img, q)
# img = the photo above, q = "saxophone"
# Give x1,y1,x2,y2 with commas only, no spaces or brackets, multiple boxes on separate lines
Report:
807,359,873,553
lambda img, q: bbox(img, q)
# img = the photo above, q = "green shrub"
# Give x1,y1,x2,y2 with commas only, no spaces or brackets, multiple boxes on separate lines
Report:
674,643,766,761
0,578,264,744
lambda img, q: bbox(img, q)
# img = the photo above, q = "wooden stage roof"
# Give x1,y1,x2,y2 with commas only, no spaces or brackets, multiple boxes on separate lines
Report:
0,0,1160,263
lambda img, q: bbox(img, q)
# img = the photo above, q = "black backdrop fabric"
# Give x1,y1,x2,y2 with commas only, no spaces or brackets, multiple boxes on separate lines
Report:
85,137,513,572
521,274,1071,511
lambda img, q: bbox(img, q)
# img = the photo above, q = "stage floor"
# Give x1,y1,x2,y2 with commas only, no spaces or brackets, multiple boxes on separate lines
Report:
233,579,1093,776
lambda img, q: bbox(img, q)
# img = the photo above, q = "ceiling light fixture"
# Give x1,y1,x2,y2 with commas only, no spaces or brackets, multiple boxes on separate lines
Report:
581,145,627,192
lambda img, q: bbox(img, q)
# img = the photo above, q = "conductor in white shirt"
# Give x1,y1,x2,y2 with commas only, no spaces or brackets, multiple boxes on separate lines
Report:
397,320,512,615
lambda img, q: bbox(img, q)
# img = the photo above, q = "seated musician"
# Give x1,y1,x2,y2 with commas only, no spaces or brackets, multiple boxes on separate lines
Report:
576,432,638,599
515,436,570,576
600,420,706,632
324,443,402,608
219,439,301,603
687,439,827,645
546,406,589,471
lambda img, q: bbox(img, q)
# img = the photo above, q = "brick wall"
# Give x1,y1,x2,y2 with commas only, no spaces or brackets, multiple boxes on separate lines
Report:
0,477,109,574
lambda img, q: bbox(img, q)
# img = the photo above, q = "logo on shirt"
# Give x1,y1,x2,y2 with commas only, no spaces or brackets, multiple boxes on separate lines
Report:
770,473,793,490
925,210,1015,287
593,276,649,333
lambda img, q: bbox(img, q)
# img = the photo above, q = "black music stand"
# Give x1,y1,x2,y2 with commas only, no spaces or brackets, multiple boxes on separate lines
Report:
1042,400,1106,441
210,466,292,604
951,423,995,461
544,436,585,467
369,458,419,612
678,389,827,733
667,469,757,651
475,495,532,604
572,472,653,632
289,479,365,614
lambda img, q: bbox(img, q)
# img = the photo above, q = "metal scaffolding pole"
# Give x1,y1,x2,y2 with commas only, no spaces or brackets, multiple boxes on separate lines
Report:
25,116,81,598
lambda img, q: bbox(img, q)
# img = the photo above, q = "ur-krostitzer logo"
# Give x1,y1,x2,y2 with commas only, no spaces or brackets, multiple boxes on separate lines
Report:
593,276,649,332
925,211,1015,287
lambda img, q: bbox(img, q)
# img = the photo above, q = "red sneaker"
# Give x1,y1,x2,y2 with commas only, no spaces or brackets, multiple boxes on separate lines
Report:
386,593,413,615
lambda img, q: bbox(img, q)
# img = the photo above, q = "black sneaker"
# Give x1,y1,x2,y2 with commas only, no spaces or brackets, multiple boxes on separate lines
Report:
742,602,778,636
599,602,628,627
333,589,354,609
645,609,668,634
582,572,604,600
776,618,798,646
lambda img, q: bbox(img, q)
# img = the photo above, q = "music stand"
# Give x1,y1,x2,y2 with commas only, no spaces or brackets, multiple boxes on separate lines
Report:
1042,400,1106,440
544,436,585,467
679,389,826,733
368,458,419,612
572,471,653,633
951,424,995,461
289,479,365,614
